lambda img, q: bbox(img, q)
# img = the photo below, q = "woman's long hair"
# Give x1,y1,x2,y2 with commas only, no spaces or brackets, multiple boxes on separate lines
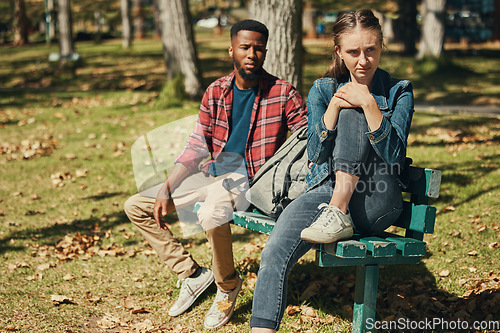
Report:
324,10,384,81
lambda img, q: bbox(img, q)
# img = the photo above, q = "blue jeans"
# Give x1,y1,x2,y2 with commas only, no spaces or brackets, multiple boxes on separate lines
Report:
250,109,404,330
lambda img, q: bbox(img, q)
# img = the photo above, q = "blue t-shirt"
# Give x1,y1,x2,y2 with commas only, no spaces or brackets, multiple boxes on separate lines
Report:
209,83,257,176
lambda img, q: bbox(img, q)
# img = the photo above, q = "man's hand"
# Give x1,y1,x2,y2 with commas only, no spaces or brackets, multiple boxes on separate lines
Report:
153,182,171,230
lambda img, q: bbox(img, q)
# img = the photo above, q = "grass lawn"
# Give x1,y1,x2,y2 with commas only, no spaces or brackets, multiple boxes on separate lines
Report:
0,32,499,332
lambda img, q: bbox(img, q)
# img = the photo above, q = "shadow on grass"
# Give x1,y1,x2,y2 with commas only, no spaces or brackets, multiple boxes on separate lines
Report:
251,252,499,328
84,191,124,201
410,56,494,106
410,113,500,138
0,207,191,255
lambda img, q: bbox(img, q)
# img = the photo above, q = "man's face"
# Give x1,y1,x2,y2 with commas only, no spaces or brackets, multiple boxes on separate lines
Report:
229,30,267,82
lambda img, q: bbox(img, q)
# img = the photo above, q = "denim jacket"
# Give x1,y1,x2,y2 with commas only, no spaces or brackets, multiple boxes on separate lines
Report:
305,68,414,191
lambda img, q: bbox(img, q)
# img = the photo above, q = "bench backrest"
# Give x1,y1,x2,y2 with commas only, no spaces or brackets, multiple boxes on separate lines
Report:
394,166,442,240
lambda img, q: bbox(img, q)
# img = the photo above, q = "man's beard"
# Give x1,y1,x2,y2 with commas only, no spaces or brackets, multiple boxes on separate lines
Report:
234,56,262,81
238,67,262,81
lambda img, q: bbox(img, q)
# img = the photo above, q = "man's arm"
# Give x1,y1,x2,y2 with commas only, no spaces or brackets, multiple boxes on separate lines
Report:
153,163,190,230
174,88,214,172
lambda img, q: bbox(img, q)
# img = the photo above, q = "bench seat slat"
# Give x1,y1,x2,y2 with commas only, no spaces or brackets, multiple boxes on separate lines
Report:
393,201,437,235
358,237,397,258
316,250,422,267
232,211,276,235
332,240,367,258
406,167,442,199
383,234,427,257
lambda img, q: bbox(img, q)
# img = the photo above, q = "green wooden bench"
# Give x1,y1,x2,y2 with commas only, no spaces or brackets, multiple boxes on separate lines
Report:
215,163,442,333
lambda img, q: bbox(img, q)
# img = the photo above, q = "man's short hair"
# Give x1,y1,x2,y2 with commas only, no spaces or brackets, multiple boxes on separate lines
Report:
230,19,269,43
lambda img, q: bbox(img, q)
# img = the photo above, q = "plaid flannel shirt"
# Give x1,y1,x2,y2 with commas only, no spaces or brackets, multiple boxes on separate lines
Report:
175,70,308,178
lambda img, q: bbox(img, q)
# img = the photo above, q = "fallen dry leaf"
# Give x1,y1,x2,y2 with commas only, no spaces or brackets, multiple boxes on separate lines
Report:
96,314,121,329
4,324,18,331
243,243,262,254
63,273,75,281
286,305,301,316
132,319,156,332
439,270,450,277
246,272,257,289
123,298,149,314
64,153,77,160
26,273,43,281
300,305,317,318
75,169,87,178
217,299,233,312
442,205,456,212
51,295,75,305
36,263,55,271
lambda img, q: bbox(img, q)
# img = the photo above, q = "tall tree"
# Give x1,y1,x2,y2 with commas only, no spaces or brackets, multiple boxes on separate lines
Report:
417,0,446,59
152,0,161,38
158,0,203,98
493,0,500,41
121,0,132,48
57,0,75,56
303,1,317,39
249,0,303,92
47,0,56,41
132,0,145,39
396,0,417,55
13,0,29,46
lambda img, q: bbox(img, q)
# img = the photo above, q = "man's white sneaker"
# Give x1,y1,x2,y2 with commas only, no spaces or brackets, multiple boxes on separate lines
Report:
168,267,214,317
301,203,354,243
204,276,243,329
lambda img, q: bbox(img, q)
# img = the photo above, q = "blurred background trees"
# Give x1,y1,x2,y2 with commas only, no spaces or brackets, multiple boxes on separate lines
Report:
0,0,498,97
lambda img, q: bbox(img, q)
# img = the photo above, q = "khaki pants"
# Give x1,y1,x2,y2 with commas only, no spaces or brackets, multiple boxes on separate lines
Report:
124,172,248,291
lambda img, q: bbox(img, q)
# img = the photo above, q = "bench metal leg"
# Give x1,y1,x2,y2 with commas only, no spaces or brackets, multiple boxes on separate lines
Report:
352,265,379,333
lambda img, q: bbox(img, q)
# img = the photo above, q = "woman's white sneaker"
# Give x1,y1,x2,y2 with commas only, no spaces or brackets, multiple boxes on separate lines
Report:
301,203,354,243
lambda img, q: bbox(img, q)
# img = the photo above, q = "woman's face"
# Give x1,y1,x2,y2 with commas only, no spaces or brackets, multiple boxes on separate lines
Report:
335,27,381,86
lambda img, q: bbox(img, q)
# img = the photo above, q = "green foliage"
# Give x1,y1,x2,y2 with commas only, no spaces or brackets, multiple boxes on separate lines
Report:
155,74,188,109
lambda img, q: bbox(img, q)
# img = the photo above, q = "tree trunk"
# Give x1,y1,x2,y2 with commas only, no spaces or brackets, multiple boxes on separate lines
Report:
152,0,161,38
417,0,446,59
396,0,417,55
121,0,132,48
158,0,203,98
48,0,55,40
303,3,317,39
13,0,29,46
493,0,500,41
57,0,74,56
249,0,303,92
133,0,145,39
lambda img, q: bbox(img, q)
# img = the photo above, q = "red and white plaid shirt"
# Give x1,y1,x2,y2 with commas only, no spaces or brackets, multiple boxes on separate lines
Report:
175,70,307,178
